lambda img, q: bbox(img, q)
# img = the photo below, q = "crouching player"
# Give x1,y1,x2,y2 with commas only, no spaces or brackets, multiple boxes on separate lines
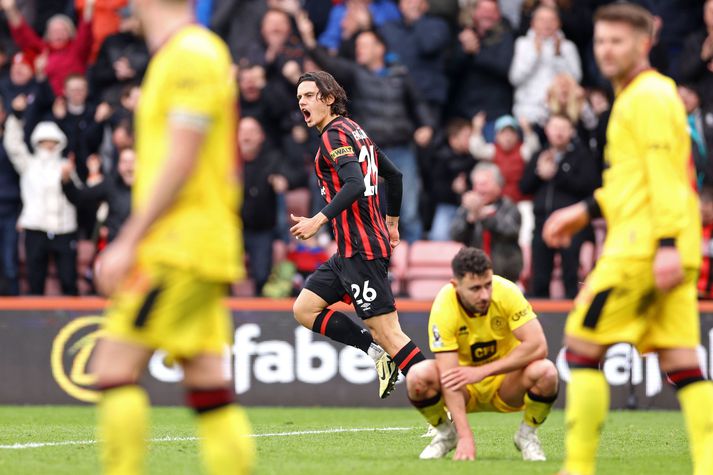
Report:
407,247,558,461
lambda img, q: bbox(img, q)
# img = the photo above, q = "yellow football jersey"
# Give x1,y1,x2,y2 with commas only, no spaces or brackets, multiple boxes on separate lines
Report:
428,276,537,367
594,69,700,268
134,25,243,282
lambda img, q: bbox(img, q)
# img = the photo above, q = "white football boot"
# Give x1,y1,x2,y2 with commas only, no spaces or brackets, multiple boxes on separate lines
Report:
513,422,547,461
419,419,457,459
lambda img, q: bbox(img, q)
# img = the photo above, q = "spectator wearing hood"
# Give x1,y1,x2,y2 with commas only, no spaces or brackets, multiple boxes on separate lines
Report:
4,98,78,295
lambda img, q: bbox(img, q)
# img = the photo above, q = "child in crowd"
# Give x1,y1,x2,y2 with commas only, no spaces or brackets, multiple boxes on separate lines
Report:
469,112,540,264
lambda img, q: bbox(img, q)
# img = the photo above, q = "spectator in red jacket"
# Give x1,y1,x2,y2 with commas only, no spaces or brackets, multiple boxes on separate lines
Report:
1,0,95,97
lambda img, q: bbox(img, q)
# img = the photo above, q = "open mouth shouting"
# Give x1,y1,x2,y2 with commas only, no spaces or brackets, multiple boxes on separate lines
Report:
301,108,312,124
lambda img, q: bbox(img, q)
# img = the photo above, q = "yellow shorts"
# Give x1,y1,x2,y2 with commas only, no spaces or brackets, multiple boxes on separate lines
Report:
103,263,232,360
565,257,699,354
465,373,524,413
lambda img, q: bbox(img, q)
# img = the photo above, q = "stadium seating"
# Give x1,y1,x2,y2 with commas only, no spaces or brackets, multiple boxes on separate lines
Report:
406,241,463,299
285,189,311,221
389,241,409,295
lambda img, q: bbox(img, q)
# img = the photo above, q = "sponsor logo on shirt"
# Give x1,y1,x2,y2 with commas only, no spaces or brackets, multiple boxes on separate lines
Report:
512,307,530,322
470,340,497,363
329,146,354,161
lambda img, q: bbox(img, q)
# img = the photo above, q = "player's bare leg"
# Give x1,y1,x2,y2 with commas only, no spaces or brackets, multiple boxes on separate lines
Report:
91,339,153,475
365,310,426,377
498,359,558,461
658,348,713,475
183,354,255,475
561,336,608,475
293,288,329,329
293,289,396,398
406,360,458,459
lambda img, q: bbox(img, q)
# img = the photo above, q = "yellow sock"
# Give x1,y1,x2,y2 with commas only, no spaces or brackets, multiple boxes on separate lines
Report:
564,369,609,475
98,384,149,475
523,390,557,428
411,393,448,426
197,405,256,475
677,381,713,475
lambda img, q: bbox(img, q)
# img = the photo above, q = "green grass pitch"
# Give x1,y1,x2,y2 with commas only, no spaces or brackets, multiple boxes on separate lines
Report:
0,406,691,474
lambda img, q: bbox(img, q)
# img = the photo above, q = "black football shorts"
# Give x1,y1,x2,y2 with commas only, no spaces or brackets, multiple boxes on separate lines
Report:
304,253,396,319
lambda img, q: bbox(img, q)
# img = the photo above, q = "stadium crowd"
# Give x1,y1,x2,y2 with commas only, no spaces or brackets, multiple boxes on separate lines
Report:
0,0,711,298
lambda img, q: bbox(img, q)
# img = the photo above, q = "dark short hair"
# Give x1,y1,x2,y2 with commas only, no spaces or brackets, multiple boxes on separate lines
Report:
445,117,471,138
594,2,654,36
678,82,701,97
120,82,140,99
297,71,348,116
452,247,492,279
357,29,387,48
546,112,573,125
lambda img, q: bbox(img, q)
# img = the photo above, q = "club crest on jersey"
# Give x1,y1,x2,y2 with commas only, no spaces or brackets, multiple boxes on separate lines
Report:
491,316,507,335
329,146,353,161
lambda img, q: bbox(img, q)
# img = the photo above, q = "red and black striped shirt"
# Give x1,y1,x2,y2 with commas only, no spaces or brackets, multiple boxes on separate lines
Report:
315,116,391,260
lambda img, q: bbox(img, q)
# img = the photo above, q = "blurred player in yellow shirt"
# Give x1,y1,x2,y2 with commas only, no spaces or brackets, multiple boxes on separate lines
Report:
406,248,558,461
89,0,254,473
544,3,713,475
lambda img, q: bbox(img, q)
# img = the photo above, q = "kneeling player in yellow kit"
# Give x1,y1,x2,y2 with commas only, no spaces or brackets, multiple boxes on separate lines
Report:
89,0,254,473
407,247,558,461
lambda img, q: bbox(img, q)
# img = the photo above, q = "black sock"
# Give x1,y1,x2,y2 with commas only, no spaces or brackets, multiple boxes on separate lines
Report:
392,340,425,376
312,309,373,353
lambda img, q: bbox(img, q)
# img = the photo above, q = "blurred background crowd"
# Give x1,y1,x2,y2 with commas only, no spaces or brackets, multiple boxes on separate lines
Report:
0,0,712,300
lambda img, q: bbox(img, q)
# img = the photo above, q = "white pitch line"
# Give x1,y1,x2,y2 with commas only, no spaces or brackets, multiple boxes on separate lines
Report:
0,426,415,450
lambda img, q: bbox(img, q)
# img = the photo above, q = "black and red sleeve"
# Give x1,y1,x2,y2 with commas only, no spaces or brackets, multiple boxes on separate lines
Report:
320,127,365,220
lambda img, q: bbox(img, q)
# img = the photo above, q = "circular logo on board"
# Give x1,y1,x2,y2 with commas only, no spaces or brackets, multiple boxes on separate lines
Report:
51,316,104,403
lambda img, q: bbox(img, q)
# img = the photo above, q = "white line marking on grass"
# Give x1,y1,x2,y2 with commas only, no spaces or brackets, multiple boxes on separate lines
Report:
254,427,413,438
0,426,415,450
